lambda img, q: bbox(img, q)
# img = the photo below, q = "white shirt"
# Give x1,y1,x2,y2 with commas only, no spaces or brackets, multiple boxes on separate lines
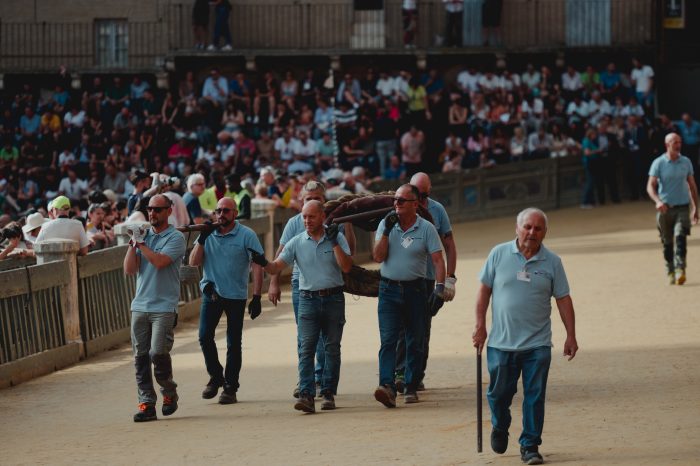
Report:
561,72,583,91
274,137,297,161
36,217,90,248
587,99,612,124
292,139,317,159
457,70,481,93
376,78,396,97
443,0,463,13
58,177,87,199
64,110,86,128
479,75,500,92
521,71,541,89
631,65,654,93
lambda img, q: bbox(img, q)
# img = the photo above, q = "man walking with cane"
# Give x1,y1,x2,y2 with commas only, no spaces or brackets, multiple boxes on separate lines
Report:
472,207,578,464
189,197,265,404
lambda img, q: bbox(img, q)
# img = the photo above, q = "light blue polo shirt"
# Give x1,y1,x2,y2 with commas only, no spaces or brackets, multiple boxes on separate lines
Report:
280,213,345,281
200,221,264,300
279,232,350,291
479,240,570,352
425,198,452,280
131,225,187,313
375,215,443,281
649,154,694,206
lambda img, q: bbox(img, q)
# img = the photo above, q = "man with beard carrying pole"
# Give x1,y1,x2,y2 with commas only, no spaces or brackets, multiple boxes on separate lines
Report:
189,197,265,404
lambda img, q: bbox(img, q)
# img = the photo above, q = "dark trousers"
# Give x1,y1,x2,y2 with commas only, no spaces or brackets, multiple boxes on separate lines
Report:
445,11,463,46
198,295,245,391
395,279,434,386
213,4,232,46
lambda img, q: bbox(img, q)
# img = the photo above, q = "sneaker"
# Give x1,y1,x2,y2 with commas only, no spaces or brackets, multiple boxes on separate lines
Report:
133,403,157,422
219,386,237,405
675,269,686,285
520,445,544,465
490,428,508,454
394,373,405,394
416,381,425,392
206,44,217,51
202,378,223,399
404,391,419,404
320,393,336,410
221,44,233,51
162,394,178,416
668,272,676,285
294,393,315,413
374,385,396,408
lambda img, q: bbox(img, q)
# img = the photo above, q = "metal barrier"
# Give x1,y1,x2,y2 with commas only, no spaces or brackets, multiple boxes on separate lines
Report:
0,260,70,364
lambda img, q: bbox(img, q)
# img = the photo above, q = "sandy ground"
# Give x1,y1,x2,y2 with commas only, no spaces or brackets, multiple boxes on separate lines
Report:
1,201,700,466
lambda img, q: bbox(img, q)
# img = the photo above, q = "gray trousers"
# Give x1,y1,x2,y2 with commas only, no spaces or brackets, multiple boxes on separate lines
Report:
131,311,177,404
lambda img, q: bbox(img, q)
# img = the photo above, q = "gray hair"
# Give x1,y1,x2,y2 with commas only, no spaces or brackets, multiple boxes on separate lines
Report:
186,173,205,191
517,207,548,230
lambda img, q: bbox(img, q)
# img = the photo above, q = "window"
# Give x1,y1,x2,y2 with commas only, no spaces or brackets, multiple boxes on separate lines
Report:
95,19,128,68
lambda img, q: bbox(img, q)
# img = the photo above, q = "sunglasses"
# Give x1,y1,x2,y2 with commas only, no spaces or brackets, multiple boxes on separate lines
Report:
214,208,233,214
147,206,169,213
393,197,417,205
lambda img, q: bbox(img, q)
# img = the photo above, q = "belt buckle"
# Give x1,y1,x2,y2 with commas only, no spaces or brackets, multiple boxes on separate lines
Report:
318,288,329,297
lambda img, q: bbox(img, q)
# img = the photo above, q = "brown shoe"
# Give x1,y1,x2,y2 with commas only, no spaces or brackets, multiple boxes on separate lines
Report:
294,394,315,413
374,385,396,408
218,387,237,405
321,393,336,410
404,391,419,404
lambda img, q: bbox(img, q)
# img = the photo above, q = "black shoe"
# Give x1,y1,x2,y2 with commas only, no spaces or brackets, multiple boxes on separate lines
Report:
162,394,178,416
294,393,315,413
394,372,405,394
491,428,509,454
320,393,336,410
219,386,237,405
404,391,419,404
133,403,157,422
202,378,223,399
293,384,300,399
520,445,543,465
416,381,425,391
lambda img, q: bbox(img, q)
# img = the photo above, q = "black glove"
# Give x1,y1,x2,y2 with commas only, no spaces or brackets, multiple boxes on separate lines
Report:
383,210,399,236
197,220,216,245
428,284,445,317
248,248,269,267
203,282,219,301
248,295,262,320
325,223,339,245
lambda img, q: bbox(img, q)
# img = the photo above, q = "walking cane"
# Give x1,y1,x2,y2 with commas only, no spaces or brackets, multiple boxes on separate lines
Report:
476,348,483,453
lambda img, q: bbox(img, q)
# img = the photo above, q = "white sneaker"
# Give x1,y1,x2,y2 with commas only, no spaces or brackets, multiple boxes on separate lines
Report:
206,44,217,51
221,44,233,51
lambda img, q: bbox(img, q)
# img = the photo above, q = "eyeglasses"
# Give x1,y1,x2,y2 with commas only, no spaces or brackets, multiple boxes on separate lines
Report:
393,197,417,205
147,206,168,213
214,208,233,214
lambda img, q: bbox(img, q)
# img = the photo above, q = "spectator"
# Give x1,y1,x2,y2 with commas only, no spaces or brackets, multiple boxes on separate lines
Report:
102,162,128,198
482,0,503,46
183,173,208,224
58,167,88,202
202,68,229,108
385,154,407,181
86,202,115,250
400,125,425,177
192,0,210,49
36,195,89,255
630,57,654,110
443,0,463,47
22,212,48,245
208,0,233,51
402,0,418,48
527,127,552,160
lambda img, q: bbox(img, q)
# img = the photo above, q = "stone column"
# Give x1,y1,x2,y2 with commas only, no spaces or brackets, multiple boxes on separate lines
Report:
34,240,82,354
113,222,150,246
252,199,277,258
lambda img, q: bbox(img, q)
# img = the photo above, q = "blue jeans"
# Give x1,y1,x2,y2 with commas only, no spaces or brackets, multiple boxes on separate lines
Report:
377,279,427,393
292,277,325,383
375,139,396,178
297,290,345,396
487,346,552,448
198,295,245,391
213,4,232,46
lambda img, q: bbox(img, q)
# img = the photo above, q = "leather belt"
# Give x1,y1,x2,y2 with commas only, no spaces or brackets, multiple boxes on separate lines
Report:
380,277,423,287
301,286,344,297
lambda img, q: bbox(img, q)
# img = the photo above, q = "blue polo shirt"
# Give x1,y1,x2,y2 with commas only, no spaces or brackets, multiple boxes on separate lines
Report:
200,222,264,300
131,225,187,313
279,232,350,291
280,213,345,281
649,154,694,206
375,215,443,281
425,198,452,280
479,240,570,352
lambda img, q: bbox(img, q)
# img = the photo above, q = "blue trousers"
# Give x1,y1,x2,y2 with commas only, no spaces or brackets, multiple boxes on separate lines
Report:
377,279,427,393
198,295,245,391
297,291,345,396
213,4,232,46
292,278,325,383
487,346,551,448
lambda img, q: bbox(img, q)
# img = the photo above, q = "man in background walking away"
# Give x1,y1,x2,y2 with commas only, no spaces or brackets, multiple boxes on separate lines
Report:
472,207,578,465
123,194,187,422
394,172,457,392
189,197,264,405
647,132,699,285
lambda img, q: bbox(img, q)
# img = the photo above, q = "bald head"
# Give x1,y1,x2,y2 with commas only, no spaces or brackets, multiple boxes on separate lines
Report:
410,172,431,192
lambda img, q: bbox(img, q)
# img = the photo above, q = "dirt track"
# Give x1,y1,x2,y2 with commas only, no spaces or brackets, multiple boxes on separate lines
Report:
1,201,699,465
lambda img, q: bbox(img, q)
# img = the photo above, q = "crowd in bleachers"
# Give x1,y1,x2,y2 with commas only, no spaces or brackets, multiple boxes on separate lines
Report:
1,56,700,255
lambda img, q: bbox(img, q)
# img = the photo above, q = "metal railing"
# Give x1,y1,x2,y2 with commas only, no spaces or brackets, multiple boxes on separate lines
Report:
0,260,70,364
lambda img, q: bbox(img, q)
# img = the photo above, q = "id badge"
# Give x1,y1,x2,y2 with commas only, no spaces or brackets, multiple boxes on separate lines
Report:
401,237,414,249
517,271,531,282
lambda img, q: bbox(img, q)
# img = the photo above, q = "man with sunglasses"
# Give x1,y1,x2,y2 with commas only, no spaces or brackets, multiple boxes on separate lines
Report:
189,197,265,405
394,172,458,392
267,180,355,399
36,195,89,256
123,194,187,422
251,200,353,413
372,184,446,407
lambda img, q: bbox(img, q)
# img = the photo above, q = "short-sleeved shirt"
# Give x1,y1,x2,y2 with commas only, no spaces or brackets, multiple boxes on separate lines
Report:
649,153,694,206
425,198,452,280
200,222,264,300
36,217,90,248
279,232,350,291
131,225,186,313
183,191,202,224
375,215,442,281
479,240,570,351
280,213,345,281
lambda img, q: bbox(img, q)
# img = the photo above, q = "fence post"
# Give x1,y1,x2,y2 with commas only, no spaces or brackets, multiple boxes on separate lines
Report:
34,240,83,355
252,200,277,258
